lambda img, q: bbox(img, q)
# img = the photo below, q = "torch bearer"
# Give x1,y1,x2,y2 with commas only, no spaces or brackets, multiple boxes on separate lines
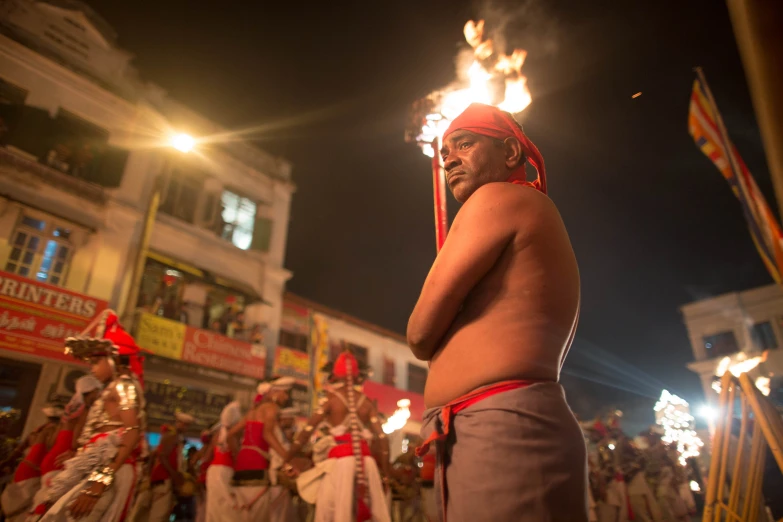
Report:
405,20,533,253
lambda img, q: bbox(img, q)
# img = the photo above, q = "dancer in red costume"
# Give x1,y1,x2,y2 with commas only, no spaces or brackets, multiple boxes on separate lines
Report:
205,401,242,522
281,349,391,522
1,407,62,521
40,311,146,522
226,377,293,522
147,411,194,522
28,376,103,520
408,103,587,521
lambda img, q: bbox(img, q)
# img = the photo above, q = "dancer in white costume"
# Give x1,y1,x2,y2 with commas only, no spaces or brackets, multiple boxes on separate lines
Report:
282,349,391,522
226,377,294,522
147,412,194,522
1,407,61,522
205,401,242,522
40,311,146,522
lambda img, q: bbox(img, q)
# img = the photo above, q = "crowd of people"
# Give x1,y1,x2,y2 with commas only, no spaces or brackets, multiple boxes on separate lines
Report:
581,413,704,522
0,310,433,522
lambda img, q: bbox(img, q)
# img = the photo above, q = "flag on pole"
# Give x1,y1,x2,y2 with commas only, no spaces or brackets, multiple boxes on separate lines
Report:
688,72,783,283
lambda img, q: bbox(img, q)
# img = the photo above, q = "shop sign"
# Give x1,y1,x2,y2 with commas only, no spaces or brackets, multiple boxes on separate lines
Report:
137,313,266,379
273,346,310,382
182,328,266,379
134,313,185,360
0,270,108,362
145,379,231,429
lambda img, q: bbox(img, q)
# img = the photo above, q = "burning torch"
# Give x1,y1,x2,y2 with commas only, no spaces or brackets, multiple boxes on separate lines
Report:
405,20,533,252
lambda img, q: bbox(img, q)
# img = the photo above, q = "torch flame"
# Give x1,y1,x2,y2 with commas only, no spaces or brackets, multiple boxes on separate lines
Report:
414,20,533,157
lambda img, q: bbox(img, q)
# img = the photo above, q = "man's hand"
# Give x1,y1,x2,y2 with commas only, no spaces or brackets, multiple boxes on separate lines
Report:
55,450,75,468
68,481,105,519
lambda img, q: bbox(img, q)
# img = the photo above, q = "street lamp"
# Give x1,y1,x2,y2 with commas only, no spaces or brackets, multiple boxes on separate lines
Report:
120,134,196,323
170,133,195,153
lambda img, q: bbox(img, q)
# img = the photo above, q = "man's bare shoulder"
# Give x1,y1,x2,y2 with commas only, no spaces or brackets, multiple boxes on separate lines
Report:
462,182,557,223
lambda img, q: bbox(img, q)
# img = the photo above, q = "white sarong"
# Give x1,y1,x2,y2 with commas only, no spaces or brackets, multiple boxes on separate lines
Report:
313,456,389,522
147,480,173,522
205,465,234,522
2,477,41,521
39,464,135,522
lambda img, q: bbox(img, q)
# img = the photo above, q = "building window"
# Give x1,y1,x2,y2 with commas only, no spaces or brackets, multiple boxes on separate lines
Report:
220,190,256,250
160,168,203,223
5,214,72,285
751,321,777,350
703,331,739,358
383,357,396,387
408,363,427,394
345,343,369,369
279,329,308,353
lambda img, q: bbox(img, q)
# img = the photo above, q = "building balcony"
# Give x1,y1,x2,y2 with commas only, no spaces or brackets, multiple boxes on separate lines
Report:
0,146,108,203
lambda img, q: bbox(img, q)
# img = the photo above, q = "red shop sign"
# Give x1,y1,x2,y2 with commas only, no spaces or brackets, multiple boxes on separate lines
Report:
0,270,108,362
181,327,266,379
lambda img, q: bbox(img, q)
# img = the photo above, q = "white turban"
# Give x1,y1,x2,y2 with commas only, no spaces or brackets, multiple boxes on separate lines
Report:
257,382,272,395
270,376,295,391
64,375,103,419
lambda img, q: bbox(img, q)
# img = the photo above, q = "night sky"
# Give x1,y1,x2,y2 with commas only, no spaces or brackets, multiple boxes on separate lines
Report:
89,0,773,428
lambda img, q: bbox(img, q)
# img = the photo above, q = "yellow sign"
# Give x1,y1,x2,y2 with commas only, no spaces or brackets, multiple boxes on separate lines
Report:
273,347,309,382
135,313,185,360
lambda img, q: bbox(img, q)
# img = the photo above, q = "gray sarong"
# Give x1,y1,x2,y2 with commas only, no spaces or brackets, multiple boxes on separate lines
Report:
420,381,588,522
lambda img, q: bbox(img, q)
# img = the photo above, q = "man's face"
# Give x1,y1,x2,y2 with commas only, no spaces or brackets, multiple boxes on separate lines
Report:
441,131,511,203
274,389,290,407
89,356,114,383
83,389,101,407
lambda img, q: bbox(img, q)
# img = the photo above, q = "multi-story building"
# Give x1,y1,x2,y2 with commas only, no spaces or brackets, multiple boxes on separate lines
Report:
681,283,783,405
278,293,427,458
0,0,294,437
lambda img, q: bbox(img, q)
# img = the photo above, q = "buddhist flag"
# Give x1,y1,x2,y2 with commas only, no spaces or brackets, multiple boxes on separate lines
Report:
688,72,783,283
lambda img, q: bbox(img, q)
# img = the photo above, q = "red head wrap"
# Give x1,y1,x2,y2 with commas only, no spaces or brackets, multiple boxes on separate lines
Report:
333,351,359,380
103,312,144,386
443,103,546,194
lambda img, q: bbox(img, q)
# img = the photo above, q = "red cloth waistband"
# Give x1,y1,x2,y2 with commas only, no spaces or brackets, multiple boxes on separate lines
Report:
212,449,234,468
328,436,372,459
415,380,533,458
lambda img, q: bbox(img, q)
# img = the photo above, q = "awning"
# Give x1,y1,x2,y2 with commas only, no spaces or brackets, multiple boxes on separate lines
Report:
363,381,425,423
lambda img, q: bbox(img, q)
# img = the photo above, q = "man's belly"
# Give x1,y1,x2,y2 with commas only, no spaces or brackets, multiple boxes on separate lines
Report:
424,327,563,407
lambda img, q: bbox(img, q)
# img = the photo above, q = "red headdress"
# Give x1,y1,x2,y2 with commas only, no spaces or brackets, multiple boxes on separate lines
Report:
444,102,547,194
64,310,145,385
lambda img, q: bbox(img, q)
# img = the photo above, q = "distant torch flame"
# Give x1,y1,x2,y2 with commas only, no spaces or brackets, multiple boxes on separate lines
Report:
411,20,532,157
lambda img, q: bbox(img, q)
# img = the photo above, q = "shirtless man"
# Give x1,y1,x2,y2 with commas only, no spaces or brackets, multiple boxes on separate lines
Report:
226,377,294,522
408,102,587,521
281,350,390,522
41,311,146,522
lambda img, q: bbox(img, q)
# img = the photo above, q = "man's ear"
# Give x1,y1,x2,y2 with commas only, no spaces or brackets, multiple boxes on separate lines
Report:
503,137,525,169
